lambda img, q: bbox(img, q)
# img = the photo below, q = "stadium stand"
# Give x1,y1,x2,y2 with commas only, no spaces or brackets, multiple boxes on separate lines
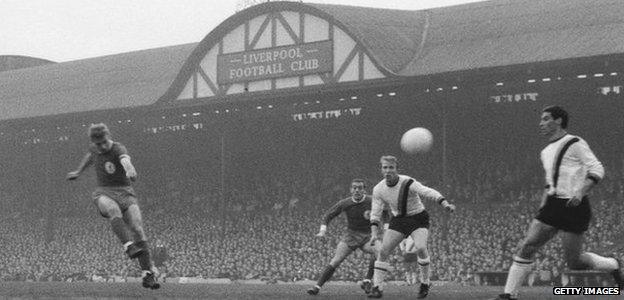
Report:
0,0,623,288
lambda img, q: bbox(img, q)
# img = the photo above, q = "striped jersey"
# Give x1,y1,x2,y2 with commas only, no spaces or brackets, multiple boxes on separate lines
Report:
370,175,443,223
541,134,604,198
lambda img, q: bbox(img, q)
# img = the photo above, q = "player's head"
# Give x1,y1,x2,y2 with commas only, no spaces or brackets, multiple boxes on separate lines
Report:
89,123,112,152
380,155,399,184
540,106,568,137
350,178,366,200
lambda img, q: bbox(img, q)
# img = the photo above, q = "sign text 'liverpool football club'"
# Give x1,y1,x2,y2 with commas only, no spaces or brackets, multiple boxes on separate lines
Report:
217,40,333,84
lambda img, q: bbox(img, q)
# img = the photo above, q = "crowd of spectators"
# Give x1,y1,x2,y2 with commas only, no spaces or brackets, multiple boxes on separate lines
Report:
0,152,622,287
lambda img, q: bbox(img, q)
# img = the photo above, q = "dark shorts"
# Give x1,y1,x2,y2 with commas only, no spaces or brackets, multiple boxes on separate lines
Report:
92,186,138,217
341,229,371,250
389,210,430,238
403,252,419,263
535,195,591,234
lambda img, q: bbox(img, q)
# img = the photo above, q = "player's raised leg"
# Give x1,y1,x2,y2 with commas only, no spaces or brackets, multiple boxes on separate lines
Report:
124,204,160,290
369,229,404,298
308,241,353,295
95,195,143,258
410,228,431,299
494,220,557,300
560,231,624,288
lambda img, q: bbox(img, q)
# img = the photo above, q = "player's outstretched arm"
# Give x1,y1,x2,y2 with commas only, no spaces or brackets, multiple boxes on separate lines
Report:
67,152,93,180
412,181,455,212
316,200,343,237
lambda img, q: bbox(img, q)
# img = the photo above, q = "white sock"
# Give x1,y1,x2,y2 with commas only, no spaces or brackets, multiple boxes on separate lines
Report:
373,261,390,290
581,252,618,271
503,256,533,297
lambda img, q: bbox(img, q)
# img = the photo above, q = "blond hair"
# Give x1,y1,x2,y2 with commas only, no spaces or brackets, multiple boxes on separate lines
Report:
380,155,398,166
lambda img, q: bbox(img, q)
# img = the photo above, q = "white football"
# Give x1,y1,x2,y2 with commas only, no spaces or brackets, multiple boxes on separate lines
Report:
400,127,433,154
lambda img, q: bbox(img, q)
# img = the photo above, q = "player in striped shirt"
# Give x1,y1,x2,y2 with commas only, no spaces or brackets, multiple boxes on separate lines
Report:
307,178,382,296
368,155,455,299
493,106,624,300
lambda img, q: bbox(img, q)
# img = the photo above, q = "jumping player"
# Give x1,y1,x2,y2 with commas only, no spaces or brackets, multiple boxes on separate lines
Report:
369,155,455,299
307,178,382,296
66,123,160,289
493,106,623,300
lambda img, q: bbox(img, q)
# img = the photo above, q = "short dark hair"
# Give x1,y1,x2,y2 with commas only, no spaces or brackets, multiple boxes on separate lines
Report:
543,105,568,129
351,178,366,187
89,123,110,141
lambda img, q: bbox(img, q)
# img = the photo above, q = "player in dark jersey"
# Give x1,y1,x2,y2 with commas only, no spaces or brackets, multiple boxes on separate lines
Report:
66,123,160,290
307,179,381,296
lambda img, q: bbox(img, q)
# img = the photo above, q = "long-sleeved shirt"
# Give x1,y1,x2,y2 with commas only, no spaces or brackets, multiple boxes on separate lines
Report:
541,134,604,198
322,195,373,232
370,175,444,223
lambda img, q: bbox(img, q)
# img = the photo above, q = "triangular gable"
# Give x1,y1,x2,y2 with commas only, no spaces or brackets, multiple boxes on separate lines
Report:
167,2,394,103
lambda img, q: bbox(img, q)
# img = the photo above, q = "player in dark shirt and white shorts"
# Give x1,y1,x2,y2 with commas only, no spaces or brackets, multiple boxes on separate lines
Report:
307,179,382,296
67,123,160,290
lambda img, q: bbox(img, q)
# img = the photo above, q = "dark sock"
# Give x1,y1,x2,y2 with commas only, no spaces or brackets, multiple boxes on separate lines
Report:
366,257,375,280
135,240,153,271
317,265,336,287
110,217,132,244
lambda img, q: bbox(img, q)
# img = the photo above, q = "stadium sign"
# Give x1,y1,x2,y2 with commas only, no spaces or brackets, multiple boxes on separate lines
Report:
217,40,333,84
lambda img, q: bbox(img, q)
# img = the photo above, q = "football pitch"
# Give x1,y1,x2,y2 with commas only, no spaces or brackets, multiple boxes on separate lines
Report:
0,282,620,300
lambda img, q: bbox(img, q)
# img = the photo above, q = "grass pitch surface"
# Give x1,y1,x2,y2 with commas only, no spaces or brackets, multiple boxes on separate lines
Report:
0,282,619,299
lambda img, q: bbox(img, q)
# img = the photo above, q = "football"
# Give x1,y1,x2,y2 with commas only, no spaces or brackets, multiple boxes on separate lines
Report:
400,127,433,154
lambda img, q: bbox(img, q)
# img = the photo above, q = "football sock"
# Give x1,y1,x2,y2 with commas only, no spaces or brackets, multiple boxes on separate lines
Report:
135,240,153,271
373,260,390,290
418,257,431,285
366,257,375,280
581,252,618,271
110,217,132,244
504,256,533,297
317,265,336,287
